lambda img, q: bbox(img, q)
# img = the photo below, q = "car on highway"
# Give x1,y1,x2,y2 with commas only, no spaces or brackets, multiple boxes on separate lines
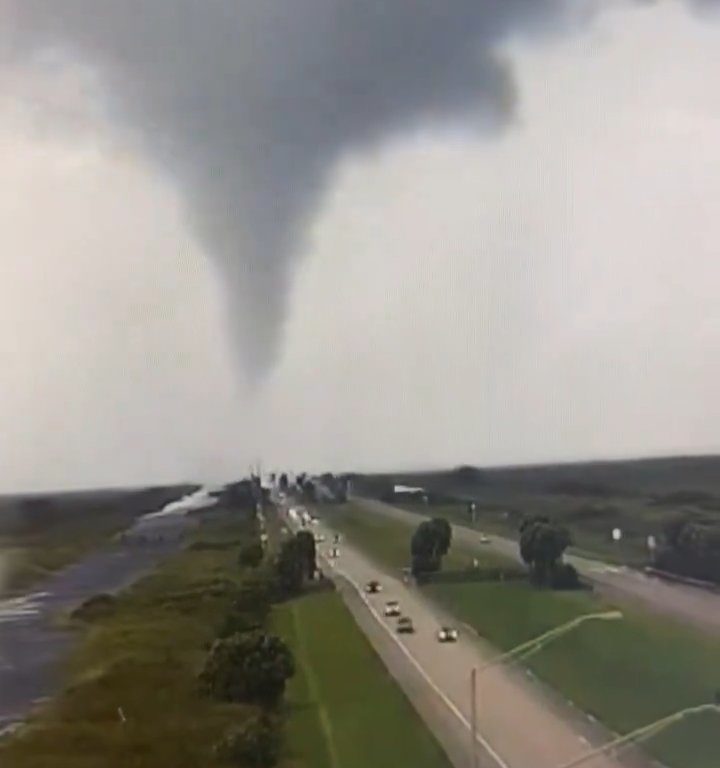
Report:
397,616,415,634
479,533,491,544
328,547,340,558
365,579,382,593
437,626,458,642
314,533,326,543
384,600,401,617
333,533,341,544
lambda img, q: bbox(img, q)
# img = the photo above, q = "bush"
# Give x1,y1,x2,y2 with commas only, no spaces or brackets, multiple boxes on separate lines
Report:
239,542,264,568
215,713,280,767
550,563,581,590
200,630,294,706
70,593,116,622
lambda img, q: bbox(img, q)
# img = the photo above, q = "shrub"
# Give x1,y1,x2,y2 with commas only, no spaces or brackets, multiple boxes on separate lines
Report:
200,630,294,706
239,542,264,568
70,593,116,621
550,563,581,590
215,713,280,766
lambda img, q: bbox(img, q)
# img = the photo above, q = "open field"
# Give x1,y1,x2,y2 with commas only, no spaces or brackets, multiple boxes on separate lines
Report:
0,516,253,768
323,501,720,768
353,455,720,568
0,485,194,596
316,503,515,573
273,589,453,768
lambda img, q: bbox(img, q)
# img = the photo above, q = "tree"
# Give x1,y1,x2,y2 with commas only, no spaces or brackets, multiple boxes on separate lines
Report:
656,515,720,584
295,530,317,579
275,537,305,595
214,713,280,767
200,630,295,706
519,517,571,586
219,574,273,637
410,517,453,575
302,479,317,502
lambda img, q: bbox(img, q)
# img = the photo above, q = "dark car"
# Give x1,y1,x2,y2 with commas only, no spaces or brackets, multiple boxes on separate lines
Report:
397,616,415,634
365,579,382,594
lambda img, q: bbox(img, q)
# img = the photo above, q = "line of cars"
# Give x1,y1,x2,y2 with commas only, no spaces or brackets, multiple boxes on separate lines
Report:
364,579,458,642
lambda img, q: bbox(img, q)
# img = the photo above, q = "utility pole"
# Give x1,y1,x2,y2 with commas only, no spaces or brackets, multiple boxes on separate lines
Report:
470,667,478,768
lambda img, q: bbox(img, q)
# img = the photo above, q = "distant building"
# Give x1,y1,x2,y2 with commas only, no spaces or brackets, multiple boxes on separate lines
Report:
393,484,427,502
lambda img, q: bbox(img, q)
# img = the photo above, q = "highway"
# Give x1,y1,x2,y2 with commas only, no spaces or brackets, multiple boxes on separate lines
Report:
356,497,720,636
279,501,644,768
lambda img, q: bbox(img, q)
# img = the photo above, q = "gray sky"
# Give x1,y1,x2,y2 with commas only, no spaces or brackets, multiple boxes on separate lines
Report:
2,0,720,490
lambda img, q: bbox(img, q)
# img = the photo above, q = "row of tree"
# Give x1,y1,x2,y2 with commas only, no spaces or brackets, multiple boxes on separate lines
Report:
199,521,317,765
407,511,579,589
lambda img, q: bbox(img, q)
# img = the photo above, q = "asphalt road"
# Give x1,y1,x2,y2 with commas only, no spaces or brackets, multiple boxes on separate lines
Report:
280,505,642,768
357,497,720,636
0,508,196,733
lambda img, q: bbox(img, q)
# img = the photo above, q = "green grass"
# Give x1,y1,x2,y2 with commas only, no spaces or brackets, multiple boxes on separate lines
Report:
0,517,257,768
425,581,720,768
272,589,452,768
0,487,192,596
395,499,662,567
317,503,514,573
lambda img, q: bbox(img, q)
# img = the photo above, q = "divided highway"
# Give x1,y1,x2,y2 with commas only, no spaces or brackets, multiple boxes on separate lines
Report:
356,497,720,637
278,500,640,768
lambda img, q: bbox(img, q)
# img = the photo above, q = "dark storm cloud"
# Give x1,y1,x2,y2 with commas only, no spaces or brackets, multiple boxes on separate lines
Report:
5,1,584,376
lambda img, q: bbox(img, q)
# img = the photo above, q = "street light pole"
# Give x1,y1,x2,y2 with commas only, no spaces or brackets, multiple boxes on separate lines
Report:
555,703,720,768
470,667,478,768
468,610,623,767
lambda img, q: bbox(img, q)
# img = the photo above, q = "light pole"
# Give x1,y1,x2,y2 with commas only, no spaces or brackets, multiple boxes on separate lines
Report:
469,610,623,767
555,703,720,768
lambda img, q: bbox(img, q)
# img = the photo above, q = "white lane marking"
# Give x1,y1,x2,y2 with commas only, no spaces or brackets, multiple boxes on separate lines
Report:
0,592,45,622
333,564,510,768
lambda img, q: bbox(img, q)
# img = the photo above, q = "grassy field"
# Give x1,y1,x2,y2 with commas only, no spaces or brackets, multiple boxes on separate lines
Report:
354,457,720,567
316,503,514,573
0,517,255,768
426,582,720,768
272,589,452,768
0,486,192,596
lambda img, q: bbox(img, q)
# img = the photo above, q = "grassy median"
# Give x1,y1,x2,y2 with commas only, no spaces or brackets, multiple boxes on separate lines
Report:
316,503,513,573
427,581,720,768
273,589,452,768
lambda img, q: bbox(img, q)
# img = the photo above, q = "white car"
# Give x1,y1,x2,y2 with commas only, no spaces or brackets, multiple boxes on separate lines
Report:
384,600,401,617
479,534,491,544
314,533,326,543
437,626,459,643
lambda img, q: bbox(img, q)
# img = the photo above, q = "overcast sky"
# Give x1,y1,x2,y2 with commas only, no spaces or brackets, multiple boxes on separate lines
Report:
2,0,720,492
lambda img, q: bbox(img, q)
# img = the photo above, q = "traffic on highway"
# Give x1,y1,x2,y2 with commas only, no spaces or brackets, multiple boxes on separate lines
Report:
276,494,632,768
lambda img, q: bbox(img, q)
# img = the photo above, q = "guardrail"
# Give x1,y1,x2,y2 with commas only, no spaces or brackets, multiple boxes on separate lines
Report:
643,566,720,593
